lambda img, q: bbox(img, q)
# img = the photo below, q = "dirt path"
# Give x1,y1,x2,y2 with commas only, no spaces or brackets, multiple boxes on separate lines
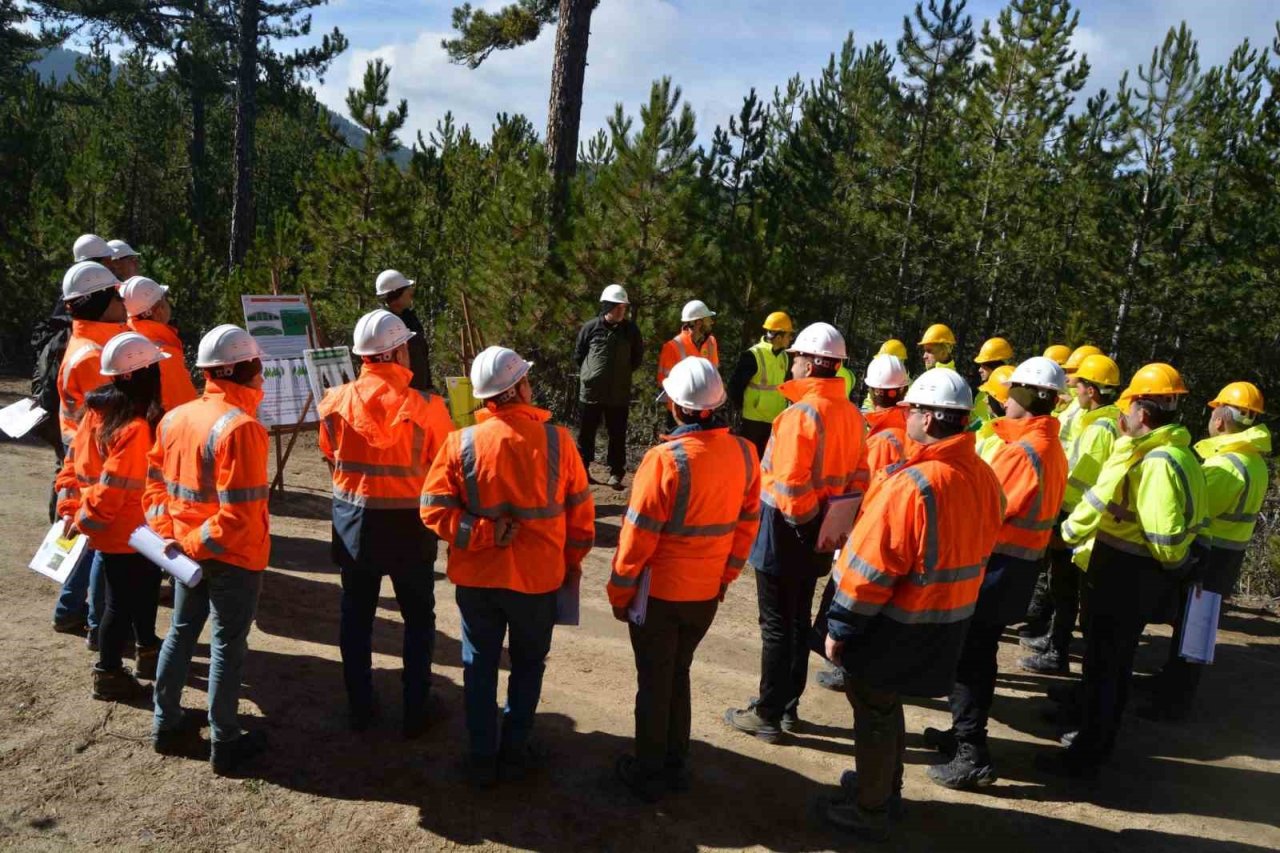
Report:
1,379,1277,851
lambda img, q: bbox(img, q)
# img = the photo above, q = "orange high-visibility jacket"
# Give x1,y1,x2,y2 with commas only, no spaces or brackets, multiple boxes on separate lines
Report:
55,410,150,554
420,403,595,593
827,432,1004,696
864,406,910,477
987,415,1068,562
143,378,270,571
57,319,128,445
129,318,198,411
607,426,761,607
657,330,719,387
319,362,454,510
760,378,869,525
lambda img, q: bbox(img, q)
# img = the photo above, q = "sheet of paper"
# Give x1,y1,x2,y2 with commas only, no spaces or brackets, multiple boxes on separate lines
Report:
555,571,581,626
28,520,88,584
1178,586,1222,664
0,398,48,439
817,492,864,553
626,567,652,627
128,525,204,587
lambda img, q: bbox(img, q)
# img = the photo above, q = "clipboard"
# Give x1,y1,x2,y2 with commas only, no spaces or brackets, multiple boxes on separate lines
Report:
816,492,863,553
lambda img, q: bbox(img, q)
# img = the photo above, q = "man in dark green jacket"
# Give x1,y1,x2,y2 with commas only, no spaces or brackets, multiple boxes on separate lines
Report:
574,284,644,489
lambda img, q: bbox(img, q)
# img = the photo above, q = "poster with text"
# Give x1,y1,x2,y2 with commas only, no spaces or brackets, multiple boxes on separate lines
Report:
259,358,318,428
241,294,315,359
303,347,357,405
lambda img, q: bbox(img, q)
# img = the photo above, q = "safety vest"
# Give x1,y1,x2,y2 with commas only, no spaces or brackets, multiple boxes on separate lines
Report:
974,417,1005,463
865,406,908,476
607,426,761,606
837,365,855,400
1196,425,1271,551
759,378,868,525
742,340,789,423
1063,404,1119,511
420,402,595,593
129,318,198,412
929,359,957,372
986,416,1068,562
57,319,128,444
144,378,270,571
658,330,718,386
1062,424,1206,570
1056,398,1082,448
56,410,150,554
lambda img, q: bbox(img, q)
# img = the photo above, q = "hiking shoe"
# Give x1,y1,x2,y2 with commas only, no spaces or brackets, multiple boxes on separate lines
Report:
816,793,891,842
724,706,782,743
1020,651,1068,675
927,742,998,790
839,770,904,820
134,643,160,680
91,665,149,702
922,726,958,757
815,666,846,692
1020,633,1052,653
153,711,207,758
608,474,625,490
616,755,664,802
211,729,268,777
53,614,87,635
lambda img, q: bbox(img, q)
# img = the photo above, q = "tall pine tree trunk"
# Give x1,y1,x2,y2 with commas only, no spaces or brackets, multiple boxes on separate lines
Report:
546,0,593,220
1110,180,1153,355
228,0,260,268
187,0,208,231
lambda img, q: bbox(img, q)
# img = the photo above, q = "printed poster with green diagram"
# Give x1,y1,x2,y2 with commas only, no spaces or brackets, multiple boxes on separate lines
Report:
241,294,316,359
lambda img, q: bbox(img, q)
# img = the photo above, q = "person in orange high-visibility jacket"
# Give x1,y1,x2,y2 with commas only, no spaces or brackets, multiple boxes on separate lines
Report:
725,323,867,744
319,309,454,737
146,324,271,776
420,346,594,786
657,300,720,420
816,368,1003,842
121,276,198,411
923,357,1068,792
56,332,169,703
608,357,761,800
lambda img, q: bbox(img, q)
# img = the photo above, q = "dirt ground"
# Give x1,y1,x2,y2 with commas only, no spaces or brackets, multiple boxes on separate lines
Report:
0,377,1278,852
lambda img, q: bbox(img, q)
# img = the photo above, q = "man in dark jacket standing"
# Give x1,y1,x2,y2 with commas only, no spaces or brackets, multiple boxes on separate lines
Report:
574,284,644,489
376,269,434,392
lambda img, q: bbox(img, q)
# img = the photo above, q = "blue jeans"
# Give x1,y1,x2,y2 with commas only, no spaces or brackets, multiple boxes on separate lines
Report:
455,585,557,759
54,548,106,631
153,561,263,743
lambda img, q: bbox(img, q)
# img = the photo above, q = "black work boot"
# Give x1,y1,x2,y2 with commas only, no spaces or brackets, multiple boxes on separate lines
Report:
1020,650,1068,674
153,710,207,758
724,706,781,743
1020,633,1052,653
814,664,846,692
211,729,268,776
91,665,148,702
927,741,998,790
922,726,958,757
1017,619,1049,639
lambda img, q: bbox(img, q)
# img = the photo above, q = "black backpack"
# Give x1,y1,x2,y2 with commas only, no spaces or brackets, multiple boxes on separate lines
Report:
31,302,71,415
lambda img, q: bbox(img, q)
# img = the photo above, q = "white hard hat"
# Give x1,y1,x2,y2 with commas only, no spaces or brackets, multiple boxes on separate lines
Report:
788,322,847,360
1008,356,1067,393
108,239,139,259
100,331,169,377
73,233,113,262
865,354,908,389
119,276,169,317
62,261,120,301
659,356,726,411
902,368,973,411
600,284,629,305
196,324,264,368
375,269,415,296
680,299,716,322
352,308,415,356
470,345,532,400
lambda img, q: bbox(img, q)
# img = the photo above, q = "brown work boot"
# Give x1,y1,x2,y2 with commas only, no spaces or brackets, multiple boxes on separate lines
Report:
91,665,149,702
724,706,782,743
134,643,160,680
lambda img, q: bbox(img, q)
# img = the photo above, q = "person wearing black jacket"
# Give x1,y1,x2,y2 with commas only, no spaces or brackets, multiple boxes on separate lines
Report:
376,269,434,392
574,284,644,489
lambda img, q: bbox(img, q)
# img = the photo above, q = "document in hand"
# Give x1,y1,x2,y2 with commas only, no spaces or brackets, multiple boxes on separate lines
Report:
1178,586,1222,665
128,526,203,587
626,567,653,627
0,398,48,439
555,570,581,626
816,492,864,553
29,521,88,584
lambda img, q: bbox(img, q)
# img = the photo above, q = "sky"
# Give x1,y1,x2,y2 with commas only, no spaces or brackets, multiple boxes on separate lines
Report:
295,0,1278,148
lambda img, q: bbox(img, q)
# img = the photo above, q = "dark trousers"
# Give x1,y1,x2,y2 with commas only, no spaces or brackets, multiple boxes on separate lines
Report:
577,403,628,477
736,418,773,459
629,596,718,774
949,620,1005,746
1025,562,1054,626
1047,545,1085,655
845,678,905,810
98,552,162,671
756,571,819,721
339,548,437,716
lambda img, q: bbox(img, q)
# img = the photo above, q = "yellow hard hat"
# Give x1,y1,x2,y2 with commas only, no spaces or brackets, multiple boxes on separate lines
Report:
1121,362,1188,400
762,311,794,333
974,337,1014,364
918,323,956,347
979,364,1016,405
1043,344,1071,365
1209,381,1264,415
1074,354,1121,388
878,338,908,360
1063,345,1103,374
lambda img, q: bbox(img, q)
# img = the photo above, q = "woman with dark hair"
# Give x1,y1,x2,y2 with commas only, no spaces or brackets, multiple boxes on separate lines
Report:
56,332,169,701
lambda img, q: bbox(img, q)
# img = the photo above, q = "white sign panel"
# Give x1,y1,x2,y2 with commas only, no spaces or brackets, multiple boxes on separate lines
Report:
259,358,318,428
241,294,315,359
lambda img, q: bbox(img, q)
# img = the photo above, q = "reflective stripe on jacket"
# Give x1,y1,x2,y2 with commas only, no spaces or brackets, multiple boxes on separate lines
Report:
864,407,909,476
742,340,788,423
987,416,1068,561
57,319,128,444
1196,425,1270,551
56,410,150,554
759,378,868,526
657,331,718,387
827,432,1004,697
129,318,198,411
1063,404,1119,511
1056,398,1081,448
143,378,270,570
420,402,594,593
607,426,761,606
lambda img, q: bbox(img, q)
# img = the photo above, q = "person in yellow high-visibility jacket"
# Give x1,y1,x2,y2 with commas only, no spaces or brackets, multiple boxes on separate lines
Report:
918,324,957,372
1057,345,1102,446
971,338,1014,432
728,312,793,456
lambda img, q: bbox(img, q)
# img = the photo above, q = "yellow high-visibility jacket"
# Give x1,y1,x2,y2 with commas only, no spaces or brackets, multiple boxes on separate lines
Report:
1196,424,1270,552
1062,404,1120,512
1057,398,1082,449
